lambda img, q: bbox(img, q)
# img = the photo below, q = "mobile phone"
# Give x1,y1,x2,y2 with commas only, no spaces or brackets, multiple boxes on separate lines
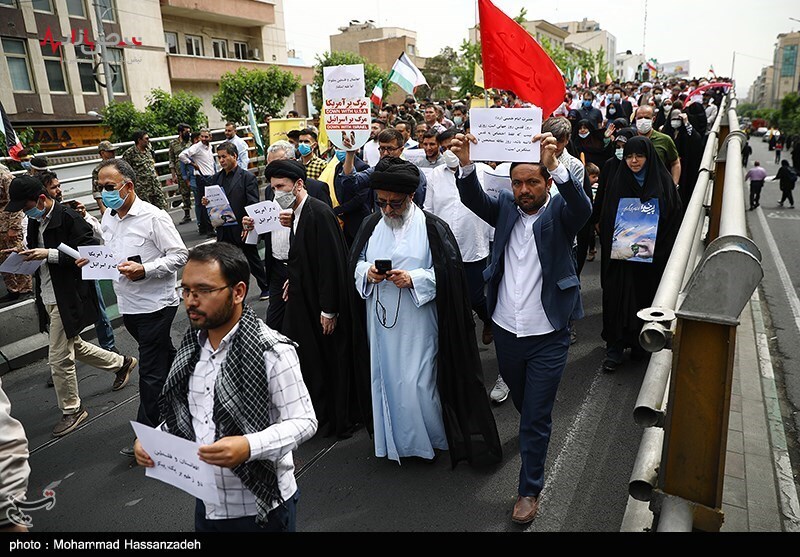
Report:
375,259,392,275
67,200,79,208
127,255,142,264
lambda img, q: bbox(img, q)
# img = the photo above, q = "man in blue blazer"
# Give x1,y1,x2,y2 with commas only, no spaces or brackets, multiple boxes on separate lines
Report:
451,131,592,525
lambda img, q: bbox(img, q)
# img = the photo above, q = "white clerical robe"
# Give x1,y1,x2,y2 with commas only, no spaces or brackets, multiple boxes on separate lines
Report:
354,204,448,462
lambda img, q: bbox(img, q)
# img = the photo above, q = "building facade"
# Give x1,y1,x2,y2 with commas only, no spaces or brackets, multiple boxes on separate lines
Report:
769,32,800,108
616,51,647,82
0,0,312,148
556,19,616,70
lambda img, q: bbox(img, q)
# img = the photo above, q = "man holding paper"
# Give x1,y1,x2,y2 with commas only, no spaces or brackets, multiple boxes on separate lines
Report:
134,242,317,532
3,176,138,438
451,130,592,525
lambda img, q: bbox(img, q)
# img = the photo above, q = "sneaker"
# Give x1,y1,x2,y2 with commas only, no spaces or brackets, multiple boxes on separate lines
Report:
112,356,138,391
53,407,88,437
171,199,183,209
179,215,192,224
120,444,136,458
490,375,510,404
259,291,270,301
602,358,619,373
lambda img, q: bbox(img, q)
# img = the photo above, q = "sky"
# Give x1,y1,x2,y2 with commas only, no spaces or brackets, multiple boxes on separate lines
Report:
284,0,799,98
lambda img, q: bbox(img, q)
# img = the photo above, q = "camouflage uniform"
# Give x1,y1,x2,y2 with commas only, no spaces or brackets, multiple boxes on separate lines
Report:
0,165,33,295
121,145,167,210
168,137,192,214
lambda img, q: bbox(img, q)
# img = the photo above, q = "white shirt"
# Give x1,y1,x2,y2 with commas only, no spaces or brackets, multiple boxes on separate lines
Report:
179,142,217,176
488,163,571,338
363,140,380,168
189,323,317,520
101,196,188,315
271,228,290,261
226,134,250,170
424,165,492,263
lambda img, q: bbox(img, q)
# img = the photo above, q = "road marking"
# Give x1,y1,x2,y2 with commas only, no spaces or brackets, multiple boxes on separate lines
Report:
756,207,800,337
766,212,800,220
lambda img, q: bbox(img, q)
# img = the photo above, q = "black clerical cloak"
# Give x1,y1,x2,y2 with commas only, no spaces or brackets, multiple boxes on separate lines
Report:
347,211,503,469
283,195,359,438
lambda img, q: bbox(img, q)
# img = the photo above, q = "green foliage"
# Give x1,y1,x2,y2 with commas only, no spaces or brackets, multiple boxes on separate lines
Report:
213,67,301,124
311,51,392,113
100,89,208,143
738,102,758,118
423,47,458,100
0,127,38,167
453,40,484,99
513,7,528,24
778,92,800,136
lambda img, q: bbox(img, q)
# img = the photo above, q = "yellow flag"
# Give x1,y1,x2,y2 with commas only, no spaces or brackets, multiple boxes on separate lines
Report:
605,72,613,85
317,158,340,209
317,107,329,153
267,118,308,146
474,63,485,89
470,96,486,111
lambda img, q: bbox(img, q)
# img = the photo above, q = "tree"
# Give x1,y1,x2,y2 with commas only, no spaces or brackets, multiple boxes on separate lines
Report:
311,51,392,113
453,40,484,99
213,66,301,124
100,89,207,142
424,47,458,100
778,92,800,136
0,126,38,168
513,7,528,24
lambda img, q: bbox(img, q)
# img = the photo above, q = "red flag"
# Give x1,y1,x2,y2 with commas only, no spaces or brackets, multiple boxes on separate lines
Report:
478,0,565,117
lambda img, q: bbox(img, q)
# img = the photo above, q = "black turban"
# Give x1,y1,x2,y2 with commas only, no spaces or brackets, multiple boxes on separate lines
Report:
370,156,419,194
264,159,306,182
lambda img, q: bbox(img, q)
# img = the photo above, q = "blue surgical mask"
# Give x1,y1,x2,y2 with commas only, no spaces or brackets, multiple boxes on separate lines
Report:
297,143,312,157
21,161,32,171
615,148,625,160
101,186,129,210
453,116,463,127
583,100,593,109
335,150,346,163
24,201,46,220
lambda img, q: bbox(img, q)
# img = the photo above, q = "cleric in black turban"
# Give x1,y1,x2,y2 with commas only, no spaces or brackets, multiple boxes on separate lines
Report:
369,156,420,194
263,158,307,182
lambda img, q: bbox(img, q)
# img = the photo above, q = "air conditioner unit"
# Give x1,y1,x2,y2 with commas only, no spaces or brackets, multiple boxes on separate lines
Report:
249,48,261,61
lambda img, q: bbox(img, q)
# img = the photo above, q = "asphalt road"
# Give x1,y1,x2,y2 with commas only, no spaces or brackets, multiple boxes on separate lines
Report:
1,196,650,533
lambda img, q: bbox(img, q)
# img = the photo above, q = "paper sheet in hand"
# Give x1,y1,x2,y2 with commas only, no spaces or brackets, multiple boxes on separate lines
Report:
78,246,119,280
57,243,81,260
203,185,229,208
469,107,543,163
483,168,513,200
402,149,428,166
0,252,44,275
204,185,238,228
245,201,283,234
131,421,220,505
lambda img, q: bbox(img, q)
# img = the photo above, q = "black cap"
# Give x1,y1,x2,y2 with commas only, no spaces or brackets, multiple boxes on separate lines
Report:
4,175,45,212
264,159,307,183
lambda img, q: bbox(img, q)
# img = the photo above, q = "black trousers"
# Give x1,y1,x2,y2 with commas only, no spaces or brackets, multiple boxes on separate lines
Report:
749,181,763,208
195,174,212,233
463,258,489,325
122,305,178,427
780,189,795,206
217,228,269,293
265,257,289,333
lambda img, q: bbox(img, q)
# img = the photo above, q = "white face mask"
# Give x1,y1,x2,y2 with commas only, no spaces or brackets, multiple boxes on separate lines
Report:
274,188,296,210
578,132,590,139
671,120,682,129
615,148,625,160
636,118,653,135
442,149,460,169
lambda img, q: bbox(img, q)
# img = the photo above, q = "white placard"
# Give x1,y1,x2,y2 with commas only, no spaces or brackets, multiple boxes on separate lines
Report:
402,149,428,166
0,252,44,275
245,201,283,234
78,246,119,281
203,185,229,208
57,242,81,260
322,64,365,100
244,229,259,245
324,97,371,152
131,421,220,505
469,107,543,163
483,169,513,200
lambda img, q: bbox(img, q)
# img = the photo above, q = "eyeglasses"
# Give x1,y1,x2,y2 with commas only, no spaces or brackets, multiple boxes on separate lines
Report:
375,199,406,210
176,285,232,299
98,181,127,192
377,146,401,154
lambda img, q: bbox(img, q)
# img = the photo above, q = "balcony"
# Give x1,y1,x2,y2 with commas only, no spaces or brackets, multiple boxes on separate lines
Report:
167,54,314,85
159,0,275,27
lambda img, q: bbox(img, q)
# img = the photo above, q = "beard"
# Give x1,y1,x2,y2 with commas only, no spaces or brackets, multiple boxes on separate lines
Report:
516,193,547,214
187,294,235,331
382,199,413,230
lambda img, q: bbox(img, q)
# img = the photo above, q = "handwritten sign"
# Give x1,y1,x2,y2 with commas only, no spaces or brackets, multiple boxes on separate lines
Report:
469,107,543,163
78,246,119,281
324,97,371,152
245,201,283,234
482,167,513,200
0,252,44,275
323,64,365,100
131,422,220,505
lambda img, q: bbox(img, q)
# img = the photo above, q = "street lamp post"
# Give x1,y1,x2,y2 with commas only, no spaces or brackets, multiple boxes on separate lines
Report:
93,1,115,106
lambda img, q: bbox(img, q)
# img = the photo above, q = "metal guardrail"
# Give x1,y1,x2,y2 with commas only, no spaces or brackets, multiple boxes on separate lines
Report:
627,93,764,532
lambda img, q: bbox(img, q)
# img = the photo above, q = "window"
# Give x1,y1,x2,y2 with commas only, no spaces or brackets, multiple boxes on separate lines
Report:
66,0,85,18
108,48,125,94
407,44,415,56
782,45,797,78
40,44,67,92
2,38,34,92
212,38,228,59
0,0,17,8
233,41,248,60
31,0,53,12
75,47,98,93
164,32,178,54
96,0,115,22
185,35,203,56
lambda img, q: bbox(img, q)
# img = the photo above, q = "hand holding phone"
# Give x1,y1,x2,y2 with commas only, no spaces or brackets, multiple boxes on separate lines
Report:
374,259,392,275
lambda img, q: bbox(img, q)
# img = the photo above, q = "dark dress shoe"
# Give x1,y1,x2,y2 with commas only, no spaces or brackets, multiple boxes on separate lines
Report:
511,495,539,524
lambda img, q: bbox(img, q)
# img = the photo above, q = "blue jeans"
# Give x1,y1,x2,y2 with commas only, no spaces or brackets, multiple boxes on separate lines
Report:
194,490,299,532
493,325,570,497
94,281,115,351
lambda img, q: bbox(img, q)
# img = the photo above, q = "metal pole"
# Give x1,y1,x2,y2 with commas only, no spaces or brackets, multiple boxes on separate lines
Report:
633,349,673,427
719,101,747,238
93,1,115,106
629,426,665,501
